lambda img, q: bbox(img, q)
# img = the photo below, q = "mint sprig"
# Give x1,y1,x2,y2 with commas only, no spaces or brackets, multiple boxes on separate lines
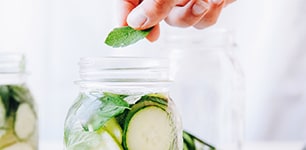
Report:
104,26,152,48
83,92,130,131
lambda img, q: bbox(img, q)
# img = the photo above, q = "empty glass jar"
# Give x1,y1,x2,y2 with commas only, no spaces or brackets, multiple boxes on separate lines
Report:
166,28,245,150
0,53,38,150
64,57,182,150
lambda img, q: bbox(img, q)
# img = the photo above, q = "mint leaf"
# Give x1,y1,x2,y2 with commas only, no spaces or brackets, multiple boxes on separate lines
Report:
104,26,152,48
84,92,130,131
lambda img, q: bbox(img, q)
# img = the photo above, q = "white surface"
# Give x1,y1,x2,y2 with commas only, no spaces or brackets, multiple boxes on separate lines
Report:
244,142,305,150
41,141,305,150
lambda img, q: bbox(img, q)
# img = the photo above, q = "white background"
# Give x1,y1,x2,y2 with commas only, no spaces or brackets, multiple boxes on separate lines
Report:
1,0,305,145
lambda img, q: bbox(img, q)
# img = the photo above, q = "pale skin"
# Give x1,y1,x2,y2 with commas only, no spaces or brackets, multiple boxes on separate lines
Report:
120,0,235,42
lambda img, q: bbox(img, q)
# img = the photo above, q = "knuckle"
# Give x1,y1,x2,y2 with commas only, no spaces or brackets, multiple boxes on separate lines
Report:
203,17,218,25
151,0,175,10
152,0,166,9
123,0,140,6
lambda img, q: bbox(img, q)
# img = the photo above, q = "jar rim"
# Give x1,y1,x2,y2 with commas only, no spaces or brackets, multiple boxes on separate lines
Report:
78,56,171,82
0,53,25,74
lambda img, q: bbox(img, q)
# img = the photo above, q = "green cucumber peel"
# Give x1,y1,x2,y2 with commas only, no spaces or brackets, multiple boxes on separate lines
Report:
122,105,169,150
137,93,168,106
116,93,168,128
122,95,169,150
183,131,216,150
183,131,196,150
104,26,153,48
83,92,130,131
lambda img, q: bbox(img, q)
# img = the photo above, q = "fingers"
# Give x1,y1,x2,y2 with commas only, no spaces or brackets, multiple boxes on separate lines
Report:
193,0,225,29
165,0,210,27
164,0,226,29
225,0,235,7
120,0,141,26
126,0,178,30
120,0,234,42
146,24,160,42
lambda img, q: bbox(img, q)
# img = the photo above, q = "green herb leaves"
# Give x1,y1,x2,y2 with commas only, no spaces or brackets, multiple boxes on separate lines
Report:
0,86,10,112
83,92,130,131
104,26,152,48
0,85,34,118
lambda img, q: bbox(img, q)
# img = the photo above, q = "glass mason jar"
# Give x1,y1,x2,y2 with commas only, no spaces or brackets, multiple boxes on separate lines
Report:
0,53,38,149
165,28,245,150
64,57,183,150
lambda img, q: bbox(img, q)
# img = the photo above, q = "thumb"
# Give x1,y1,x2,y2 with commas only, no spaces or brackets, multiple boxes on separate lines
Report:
127,0,177,30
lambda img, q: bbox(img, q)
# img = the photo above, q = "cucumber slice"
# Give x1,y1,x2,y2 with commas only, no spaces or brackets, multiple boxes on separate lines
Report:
183,142,189,150
0,97,6,138
138,94,168,106
94,130,123,150
14,103,36,140
2,142,33,150
65,129,102,150
0,117,18,148
100,118,123,144
0,131,18,149
183,131,216,150
0,86,10,111
67,129,123,150
0,97,6,128
183,131,196,150
123,106,173,150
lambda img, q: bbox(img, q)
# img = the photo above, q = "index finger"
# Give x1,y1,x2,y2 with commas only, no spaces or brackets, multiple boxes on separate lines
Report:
126,0,178,29
120,0,141,26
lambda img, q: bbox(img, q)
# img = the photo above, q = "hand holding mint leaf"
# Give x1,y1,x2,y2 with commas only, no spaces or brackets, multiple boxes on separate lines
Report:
104,26,152,48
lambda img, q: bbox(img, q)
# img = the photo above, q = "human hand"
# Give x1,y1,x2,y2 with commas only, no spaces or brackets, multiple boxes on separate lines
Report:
120,0,235,42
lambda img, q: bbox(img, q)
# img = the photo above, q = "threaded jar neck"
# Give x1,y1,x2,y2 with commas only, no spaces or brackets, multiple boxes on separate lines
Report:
0,53,26,85
77,57,171,92
78,57,170,82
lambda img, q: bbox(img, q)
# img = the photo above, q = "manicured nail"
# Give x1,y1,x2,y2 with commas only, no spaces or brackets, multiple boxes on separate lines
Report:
211,0,223,5
192,0,209,16
127,8,147,29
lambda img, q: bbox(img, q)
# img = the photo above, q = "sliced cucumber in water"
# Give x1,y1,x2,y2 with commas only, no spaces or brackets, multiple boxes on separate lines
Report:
138,93,168,106
123,105,173,150
68,129,123,150
0,132,18,149
0,97,6,128
183,131,216,150
66,120,123,150
95,129,123,150
100,118,123,144
183,131,196,150
0,117,18,149
14,103,36,140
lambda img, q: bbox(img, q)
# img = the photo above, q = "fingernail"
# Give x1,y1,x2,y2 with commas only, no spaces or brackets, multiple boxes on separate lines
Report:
211,0,223,5
192,1,209,16
127,8,147,29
